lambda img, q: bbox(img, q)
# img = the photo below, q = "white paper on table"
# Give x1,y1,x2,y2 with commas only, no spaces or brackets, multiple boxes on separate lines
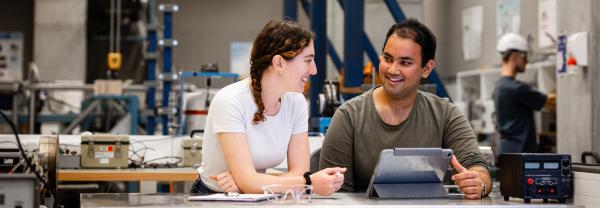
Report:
462,5,483,61
538,0,557,47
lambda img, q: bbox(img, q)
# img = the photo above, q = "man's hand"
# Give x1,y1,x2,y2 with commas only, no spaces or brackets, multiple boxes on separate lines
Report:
210,171,239,193
545,92,557,111
450,155,484,199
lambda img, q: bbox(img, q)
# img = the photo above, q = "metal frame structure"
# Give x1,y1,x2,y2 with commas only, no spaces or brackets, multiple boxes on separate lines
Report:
61,95,139,134
145,0,158,135
285,0,450,117
177,71,239,136
158,4,178,135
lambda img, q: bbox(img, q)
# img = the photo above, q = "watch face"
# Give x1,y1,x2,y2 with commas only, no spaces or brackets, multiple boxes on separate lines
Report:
481,181,486,196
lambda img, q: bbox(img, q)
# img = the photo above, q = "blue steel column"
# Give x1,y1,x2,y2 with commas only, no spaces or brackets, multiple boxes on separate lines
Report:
310,0,326,117
343,0,363,88
283,0,297,21
161,6,174,135
300,0,342,72
384,0,407,23
336,0,379,71
146,0,157,134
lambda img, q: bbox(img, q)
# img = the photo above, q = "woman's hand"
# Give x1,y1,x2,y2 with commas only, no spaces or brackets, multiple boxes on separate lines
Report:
210,171,240,193
310,167,347,196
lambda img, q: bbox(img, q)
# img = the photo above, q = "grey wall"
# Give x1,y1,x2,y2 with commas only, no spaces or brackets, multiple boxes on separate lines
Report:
555,0,600,162
162,0,289,77
34,0,86,81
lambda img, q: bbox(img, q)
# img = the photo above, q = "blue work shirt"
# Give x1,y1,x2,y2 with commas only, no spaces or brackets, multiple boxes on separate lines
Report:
493,77,547,154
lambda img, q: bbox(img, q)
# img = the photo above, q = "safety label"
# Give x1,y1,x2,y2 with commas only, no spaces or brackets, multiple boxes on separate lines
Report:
95,151,114,159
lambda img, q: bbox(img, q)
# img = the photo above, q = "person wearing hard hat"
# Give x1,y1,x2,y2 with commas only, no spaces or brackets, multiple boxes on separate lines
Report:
493,33,556,156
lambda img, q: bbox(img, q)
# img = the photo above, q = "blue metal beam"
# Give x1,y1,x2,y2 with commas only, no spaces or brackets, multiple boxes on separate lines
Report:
161,6,174,135
363,33,380,70
146,0,157,134
383,0,407,23
336,0,379,69
299,0,342,72
310,0,326,117
283,0,298,21
343,0,363,88
427,69,450,99
327,43,342,72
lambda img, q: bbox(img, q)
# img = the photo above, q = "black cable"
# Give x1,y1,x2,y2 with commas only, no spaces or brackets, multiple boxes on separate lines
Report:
143,156,182,163
0,110,56,200
0,140,19,146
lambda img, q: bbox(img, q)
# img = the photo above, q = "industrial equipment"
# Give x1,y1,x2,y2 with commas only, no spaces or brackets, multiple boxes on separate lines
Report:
181,130,203,167
0,148,20,173
81,134,129,168
38,135,59,194
0,174,40,208
499,153,572,203
0,32,24,81
183,91,209,135
58,154,81,169
177,71,238,135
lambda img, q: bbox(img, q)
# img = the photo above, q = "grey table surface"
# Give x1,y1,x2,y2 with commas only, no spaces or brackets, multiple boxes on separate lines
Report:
80,192,582,207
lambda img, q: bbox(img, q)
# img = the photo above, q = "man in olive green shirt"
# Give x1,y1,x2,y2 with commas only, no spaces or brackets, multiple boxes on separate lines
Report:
319,19,491,199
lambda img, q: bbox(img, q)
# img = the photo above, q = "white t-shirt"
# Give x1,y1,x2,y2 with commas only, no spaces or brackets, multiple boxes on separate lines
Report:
197,78,309,191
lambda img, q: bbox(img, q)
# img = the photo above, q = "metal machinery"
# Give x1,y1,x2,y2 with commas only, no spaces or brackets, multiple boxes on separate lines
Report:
499,153,572,203
38,135,59,194
81,134,129,169
181,130,203,167
177,71,239,136
0,174,39,208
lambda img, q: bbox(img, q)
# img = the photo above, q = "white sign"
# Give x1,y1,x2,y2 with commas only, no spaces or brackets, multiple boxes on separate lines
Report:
462,6,483,60
538,0,557,47
230,41,253,79
497,0,521,38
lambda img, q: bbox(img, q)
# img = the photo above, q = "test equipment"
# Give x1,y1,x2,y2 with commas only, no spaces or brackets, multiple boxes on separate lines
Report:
499,153,572,203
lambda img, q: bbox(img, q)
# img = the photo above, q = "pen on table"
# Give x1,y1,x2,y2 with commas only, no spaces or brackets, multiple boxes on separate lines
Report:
225,192,239,197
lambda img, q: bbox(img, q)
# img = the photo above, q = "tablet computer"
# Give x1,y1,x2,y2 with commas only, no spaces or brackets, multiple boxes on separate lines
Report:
366,148,453,198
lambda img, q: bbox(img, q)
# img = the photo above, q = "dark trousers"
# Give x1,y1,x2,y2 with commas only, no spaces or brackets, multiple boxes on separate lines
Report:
190,177,217,194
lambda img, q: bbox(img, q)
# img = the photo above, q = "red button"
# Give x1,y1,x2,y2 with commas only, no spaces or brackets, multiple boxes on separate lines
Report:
108,146,113,152
550,188,555,193
527,178,534,185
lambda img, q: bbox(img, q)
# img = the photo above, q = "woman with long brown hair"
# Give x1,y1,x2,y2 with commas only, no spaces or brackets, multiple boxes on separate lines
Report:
190,19,346,195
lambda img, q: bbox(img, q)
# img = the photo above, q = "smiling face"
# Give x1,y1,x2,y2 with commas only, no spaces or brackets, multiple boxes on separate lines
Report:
379,34,433,99
280,40,317,93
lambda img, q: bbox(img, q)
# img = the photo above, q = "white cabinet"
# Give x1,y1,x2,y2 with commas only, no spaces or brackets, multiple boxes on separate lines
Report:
455,61,556,135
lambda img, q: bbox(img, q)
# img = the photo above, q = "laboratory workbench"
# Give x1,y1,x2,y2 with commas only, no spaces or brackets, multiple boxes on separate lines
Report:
80,192,581,207
58,168,199,182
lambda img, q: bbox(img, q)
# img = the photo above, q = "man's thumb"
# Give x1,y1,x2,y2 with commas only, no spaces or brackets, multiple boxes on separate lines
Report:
451,155,466,173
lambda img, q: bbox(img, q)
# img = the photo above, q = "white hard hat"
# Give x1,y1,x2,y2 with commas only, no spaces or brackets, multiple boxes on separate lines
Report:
497,33,528,53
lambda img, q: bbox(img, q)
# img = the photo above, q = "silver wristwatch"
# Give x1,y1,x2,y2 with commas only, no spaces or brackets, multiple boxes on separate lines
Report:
481,180,487,197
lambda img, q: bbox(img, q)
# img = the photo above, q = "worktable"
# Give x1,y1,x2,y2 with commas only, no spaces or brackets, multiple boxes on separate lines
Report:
80,192,581,207
58,168,198,182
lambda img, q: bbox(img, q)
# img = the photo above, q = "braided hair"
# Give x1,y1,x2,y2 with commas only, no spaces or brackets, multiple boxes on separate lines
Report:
250,19,312,124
